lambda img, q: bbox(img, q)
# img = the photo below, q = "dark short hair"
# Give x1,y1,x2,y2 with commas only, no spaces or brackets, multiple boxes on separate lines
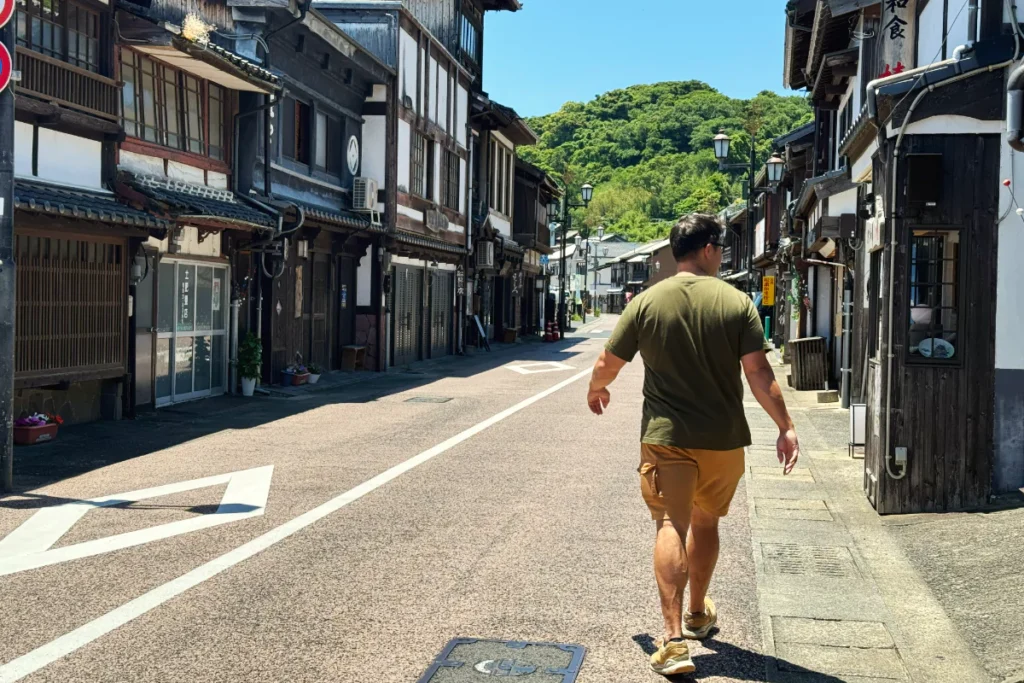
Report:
670,214,725,261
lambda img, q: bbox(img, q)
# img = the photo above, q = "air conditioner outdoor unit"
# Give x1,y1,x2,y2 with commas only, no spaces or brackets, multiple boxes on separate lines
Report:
476,241,495,270
353,177,379,212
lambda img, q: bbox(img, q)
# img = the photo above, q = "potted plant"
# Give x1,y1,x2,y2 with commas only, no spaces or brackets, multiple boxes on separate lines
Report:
13,413,63,445
238,332,262,397
282,363,310,386
308,363,323,384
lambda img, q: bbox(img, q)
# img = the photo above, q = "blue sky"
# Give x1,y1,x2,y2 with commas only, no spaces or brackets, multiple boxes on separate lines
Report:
483,0,792,118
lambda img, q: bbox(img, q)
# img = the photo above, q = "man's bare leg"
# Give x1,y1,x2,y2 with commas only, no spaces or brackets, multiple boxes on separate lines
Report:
654,516,691,640
685,505,721,614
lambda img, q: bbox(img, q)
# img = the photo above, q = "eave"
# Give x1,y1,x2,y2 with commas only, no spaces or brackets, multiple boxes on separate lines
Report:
783,0,817,90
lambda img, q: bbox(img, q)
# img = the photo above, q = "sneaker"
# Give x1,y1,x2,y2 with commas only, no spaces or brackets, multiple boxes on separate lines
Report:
682,597,718,640
649,637,696,676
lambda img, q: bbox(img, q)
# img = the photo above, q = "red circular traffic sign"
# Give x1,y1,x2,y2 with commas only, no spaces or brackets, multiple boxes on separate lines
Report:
0,43,10,94
0,0,13,30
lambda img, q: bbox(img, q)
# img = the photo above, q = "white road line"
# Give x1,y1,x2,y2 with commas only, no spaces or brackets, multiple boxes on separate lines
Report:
0,369,591,683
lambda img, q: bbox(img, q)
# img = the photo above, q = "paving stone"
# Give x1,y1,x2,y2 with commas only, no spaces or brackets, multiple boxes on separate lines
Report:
773,617,894,649
755,498,834,521
776,642,907,680
750,466,816,483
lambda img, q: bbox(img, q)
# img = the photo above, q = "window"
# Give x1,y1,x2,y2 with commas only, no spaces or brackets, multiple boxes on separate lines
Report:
16,0,100,72
489,140,514,216
425,140,436,201
441,148,459,211
411,132,427,198
314,112,342,176
460,14,480,63
208,85,225,161
120,49,228,160
281,97,311,165
907,229,960,361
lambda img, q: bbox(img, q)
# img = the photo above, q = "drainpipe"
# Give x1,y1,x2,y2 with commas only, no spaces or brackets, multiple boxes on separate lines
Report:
230,296,241,393
1007,60,1024,151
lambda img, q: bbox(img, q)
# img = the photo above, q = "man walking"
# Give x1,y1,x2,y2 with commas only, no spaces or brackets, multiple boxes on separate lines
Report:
587,214,800,676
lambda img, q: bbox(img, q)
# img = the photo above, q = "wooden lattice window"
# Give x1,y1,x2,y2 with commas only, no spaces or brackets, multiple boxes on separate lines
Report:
16,0,100,72
441,148,459,211
411,131,427,198
15,235,126,382
908,228,960,361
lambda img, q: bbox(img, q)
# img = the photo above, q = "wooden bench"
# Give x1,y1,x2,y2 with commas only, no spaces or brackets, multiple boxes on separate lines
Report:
341,345,367,372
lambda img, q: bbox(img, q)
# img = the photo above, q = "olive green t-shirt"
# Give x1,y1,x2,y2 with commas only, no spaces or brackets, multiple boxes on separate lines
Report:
606,275,768,451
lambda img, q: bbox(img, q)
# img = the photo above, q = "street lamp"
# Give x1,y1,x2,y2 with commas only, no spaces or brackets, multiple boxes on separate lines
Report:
549,183,594,334
711,128,783,297
591,226,606,315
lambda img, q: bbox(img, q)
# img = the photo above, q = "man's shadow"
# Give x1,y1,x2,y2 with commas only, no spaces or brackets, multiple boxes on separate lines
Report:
632,634,847,682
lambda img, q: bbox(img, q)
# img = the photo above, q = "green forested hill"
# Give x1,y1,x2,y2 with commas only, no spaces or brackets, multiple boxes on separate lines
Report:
518,81,812,242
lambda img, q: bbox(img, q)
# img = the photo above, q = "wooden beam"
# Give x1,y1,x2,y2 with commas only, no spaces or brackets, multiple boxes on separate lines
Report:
832,64,858,78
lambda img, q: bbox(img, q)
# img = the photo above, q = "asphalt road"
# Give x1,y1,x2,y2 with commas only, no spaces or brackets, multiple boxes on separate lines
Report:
0,316,765,682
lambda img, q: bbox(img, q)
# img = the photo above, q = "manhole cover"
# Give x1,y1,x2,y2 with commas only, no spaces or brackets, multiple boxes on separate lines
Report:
418,639,585,682
762,543,859,578
406,396,453,404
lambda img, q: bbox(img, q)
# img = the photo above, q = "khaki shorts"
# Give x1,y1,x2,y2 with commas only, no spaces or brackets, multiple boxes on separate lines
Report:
638,443,746,520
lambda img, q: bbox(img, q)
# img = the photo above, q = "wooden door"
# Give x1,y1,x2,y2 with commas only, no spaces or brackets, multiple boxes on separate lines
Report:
310,253,330,369
393,266,423,367
336,255,356,368
430,271,453,358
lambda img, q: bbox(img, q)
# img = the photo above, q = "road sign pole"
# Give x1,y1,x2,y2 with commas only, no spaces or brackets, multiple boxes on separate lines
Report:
1,13,16,492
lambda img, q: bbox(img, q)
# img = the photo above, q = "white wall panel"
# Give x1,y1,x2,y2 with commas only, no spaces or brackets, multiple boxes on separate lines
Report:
362,115,387,189
167,160,207,185
946,0,974,57
14,122,33,176
918,0,945,65
456,85,468,147
437,64,449,133
429,57,439,124
37,129,102,188
398,119,411,192
356,244,372,307
399,29,419,113
997,138,1024,369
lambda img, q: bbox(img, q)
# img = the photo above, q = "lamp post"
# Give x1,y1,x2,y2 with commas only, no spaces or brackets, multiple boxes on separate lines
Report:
549,183,593,333
589,226,605,318
712,129,785,297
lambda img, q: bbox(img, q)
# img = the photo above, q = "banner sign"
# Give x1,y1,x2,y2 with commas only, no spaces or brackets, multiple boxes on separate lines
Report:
762,276,776,307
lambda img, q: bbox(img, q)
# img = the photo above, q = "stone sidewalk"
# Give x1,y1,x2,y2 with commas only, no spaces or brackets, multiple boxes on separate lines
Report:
742,363,992,682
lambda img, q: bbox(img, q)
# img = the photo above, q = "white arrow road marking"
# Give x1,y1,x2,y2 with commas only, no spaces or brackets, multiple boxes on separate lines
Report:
0,466,273,577
0,370,590,683
505,362,575,375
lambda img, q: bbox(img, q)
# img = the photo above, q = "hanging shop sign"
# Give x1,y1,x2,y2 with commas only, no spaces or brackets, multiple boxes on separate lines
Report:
762,276,776,307
880,0,916,77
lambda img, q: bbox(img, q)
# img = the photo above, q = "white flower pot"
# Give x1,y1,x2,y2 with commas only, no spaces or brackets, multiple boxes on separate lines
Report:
308,374,321,385
241,377,257,397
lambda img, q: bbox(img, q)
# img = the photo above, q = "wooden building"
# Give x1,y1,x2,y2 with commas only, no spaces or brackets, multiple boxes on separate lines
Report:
513,159,559,336
781,0,1023,512
12,0,169,423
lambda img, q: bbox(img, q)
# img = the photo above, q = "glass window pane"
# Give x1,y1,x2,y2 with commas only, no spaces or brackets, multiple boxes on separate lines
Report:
196,266,213,330
177,264,195,332
164,70,180,149
174,338,194,395
212,269,226,330
157,262,175,332
212,335,225,391
194,336,212,392
141,59,158,143
315,112,328,169
155,338,171,399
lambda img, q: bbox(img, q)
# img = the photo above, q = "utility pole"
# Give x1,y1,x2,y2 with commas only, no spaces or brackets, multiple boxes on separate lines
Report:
1,17,16,493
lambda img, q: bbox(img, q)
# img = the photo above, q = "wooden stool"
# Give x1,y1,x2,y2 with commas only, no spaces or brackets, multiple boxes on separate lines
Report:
341,345,366,371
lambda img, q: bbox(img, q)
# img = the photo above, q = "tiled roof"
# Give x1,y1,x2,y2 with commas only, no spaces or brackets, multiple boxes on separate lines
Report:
395,231,467,255
14,178,167,228
124,174,276,228
299,204,384,232
203,40,279,85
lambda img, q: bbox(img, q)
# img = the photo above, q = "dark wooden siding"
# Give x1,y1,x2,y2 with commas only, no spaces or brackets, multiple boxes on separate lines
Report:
866,134,999,513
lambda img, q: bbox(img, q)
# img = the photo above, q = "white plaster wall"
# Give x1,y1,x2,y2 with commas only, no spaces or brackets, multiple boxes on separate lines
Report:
399,29,418,112
754,219,765,259
208,171,228,190
391,255,425,267
815,266,832,340
996,138,1024,370
420,44,427,115
398,119,411,192
432,262,456,272
456,85,468,147
432,140,442,200
398,204,424,222
489,210,511,237
37,129,102,189
14,122,32,176
362,115,387,190
946,0,974,57
429,57,439,124
356,244,372,307
146,226,222,257
891,115,1002,137
829,187,858,217
459,158,467,214
437,64,449,133
167,161,207,185
120,150,165,177
368,84,387,103
852,141,877,182
917,0,945,65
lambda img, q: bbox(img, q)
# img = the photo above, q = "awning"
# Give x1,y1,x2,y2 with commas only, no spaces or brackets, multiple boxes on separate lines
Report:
297,203,383,233
134,38,279,93
394,231,467,255
120,174,277,229
15,178,168,228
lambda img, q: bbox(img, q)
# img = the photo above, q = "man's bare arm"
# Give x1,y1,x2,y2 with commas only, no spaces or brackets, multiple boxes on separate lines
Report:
741,351,800,474
588,349,628,415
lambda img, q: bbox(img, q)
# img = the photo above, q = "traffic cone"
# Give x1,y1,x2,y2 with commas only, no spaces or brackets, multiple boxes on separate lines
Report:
553,321,561,341
543,321,553,343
